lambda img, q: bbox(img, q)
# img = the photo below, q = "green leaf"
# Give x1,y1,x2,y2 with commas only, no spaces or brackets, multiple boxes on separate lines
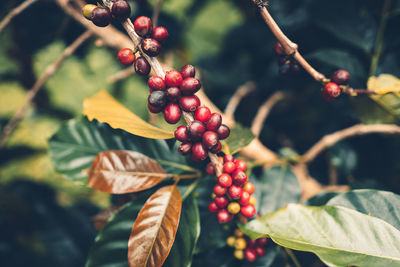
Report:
242,204,400,267
0,30,19,77
327,189,400,230
223,124,255,155
254,165,301,215
0,82,27,118
49,118,187,182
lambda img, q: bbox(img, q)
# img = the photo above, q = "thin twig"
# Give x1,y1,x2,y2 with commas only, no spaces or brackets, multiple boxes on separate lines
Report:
224,82,256,121
0,31,92,150
251,91,286,137
300,124,400,164
152,0,164,27
107,65,136,83
0,0,37,35
284,248,302,267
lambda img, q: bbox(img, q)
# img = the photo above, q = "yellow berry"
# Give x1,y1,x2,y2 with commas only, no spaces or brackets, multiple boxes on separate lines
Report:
234,249,244,260
211,193,216,199
226,236,236,247
227,202,241,214
234,237,247,250
249,195,256,205
234,229,244,237
82,4,97,20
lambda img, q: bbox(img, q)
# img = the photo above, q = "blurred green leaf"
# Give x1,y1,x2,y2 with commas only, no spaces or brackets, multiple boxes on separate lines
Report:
0,30,19,77
148,0,194,21
223,124,254,155
0,82,27,118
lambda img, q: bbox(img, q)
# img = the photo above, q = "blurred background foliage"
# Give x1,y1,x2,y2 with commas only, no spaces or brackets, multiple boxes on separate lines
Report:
0,0,400,266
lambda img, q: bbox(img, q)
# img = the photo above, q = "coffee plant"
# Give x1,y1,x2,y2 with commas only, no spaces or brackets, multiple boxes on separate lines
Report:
1,0,400,266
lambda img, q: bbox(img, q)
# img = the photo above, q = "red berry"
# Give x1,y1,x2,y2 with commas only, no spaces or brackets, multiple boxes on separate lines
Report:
255,247,266,257
180,64,196,79
214,184,227,196
194,106,211,122
178,142,192,155
234,159,247,172
256,237,268,246
208,201,219,213
331,69,350,85
163,103,181,124
218,173,232,187
217,209,233,224
180,77,201,95
216,124,230,140
202,131,219,149
323,82,341,99
117,48,135,66
134,16,153,37
148,76,166,91
273,42,284,55
214,196,229,208
111,0,131,21
165,70,183,87
241,204,256,218
147,102,162,113
210,141,222,154
206,162,215,175
191,142,208,162
188,120,206,141
224,155,234,162
166,87,181,102
134,56,151,76
152,26,168,43
223,161,236,174
206,113,222,131
247,238,257,248
174,126,189,142
232,170,248,186
179,95,200,112
142,38,161,57
229,185,243,200
243,182,255,194
321,91,334,102
91,7,111,27
239,191,250,205
148,91,167,108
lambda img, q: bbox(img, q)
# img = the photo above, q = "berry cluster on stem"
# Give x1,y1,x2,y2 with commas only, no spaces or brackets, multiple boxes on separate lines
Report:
226,229,268,261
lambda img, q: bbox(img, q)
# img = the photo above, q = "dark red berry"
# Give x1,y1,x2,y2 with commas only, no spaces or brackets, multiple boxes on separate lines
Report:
323,82,341,99
147,102,162,113
179,95,200,112
152,26,168,43
234,159,247,172
133,16,153,37
206,162,215,175
148,76,166,91
239,191,250,205
174,125,189,142
142,38,161,57
202,131,219,149
117,48,135,66
241,204,256,218
216,124,230,140
180,65,196,79
163,103,181,124
209,201,219,213
210,141,222,154
111,0,131,21
255,247,266,257
91,7,111,27
247,239,257,248
180,77,201,95
166,87,181,102
148,90,167,108
191,142,208,162
273,42,284,55
223,161,236,174
331,69,350,85
178,142,192,155
206,113,222,131
229,185,243,200
194,106,211,122
256,238,268,246
245,248,257,262
321,91,334,102
224,155,234,162
214,196,229,208
134,56,151,76
232,170,248,186
188,120,206,141
218,173,232,187
165,70,183,87
217,209,233,224
214,184,227,196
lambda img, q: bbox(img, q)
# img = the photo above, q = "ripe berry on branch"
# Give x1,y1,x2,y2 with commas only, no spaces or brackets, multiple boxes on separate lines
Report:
91,7,111,27
322,82,341,101
141,38,161,57
244,248,257,262
206,113,222,131
188,120,206,141
229,185,243,200
273,42,284,55
223,161,236,174
152,26,168,43
210,141,222,153
331,69,350,85
133,16,153,37
179,95,200,112
218,173,232,187
163,103,181,124
216,124,230,140
215,196,229,208
117,48,135,66
148,90,167,108
241,204,256,218
178,142,192,155
202,131,219,149
134,56,151,76
180,65,196,79
208,201,219,213
174,125,189,142
111,0,131,21
206,162,216,175
194,106,211,122
217,209,233,224
180,77,201,95
166,87,181,102
148,76,166,91
191,142,208,162
165,70,183,87
214,184,228,196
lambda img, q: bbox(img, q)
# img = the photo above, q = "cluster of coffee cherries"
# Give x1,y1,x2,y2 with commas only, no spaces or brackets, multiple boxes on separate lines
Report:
273,42,300,75
321,69,351,102
207,155,256,223
82,0,131,27
226,229,268,262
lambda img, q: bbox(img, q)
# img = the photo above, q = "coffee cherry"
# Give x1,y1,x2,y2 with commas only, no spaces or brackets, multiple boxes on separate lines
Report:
239,191,250,205
214,184,227,196
255,247,266,257
174,125,189,142
117,48,135,66
191,142,208,162
134,56,151,76
243,182,255,194
91,7,111,27
224,155,234,162
180,64,196,79
208,201,219,213
273,42,284,55
163,103,181,124
321,90,334,102
152,26,168,43
228,202,241,214
229,185,243,200
210,141,222,153
147,102,162,113
148,76,166,91
180,77,201,95
134,16,153,37
179,95,200,112
206,162,215,175
232,170,248,186
216,124,230,140
331,69,350,85
142,38,161,57
234,159,247,172
211,193,216,199
148,90,167,108
111,0,131,21
249,196,256,206
234,229,244,237
234,250,244,260
165,70,183,87
226,236,236,247
323,82,341,99
241,204,256,218
166,87,181,102
82,4,97,20
202,131,219,149
214,196,229,208
188,120,206,141
234,237,247,250
217,209,233,224
256,237,268,246
206,113,222,131
223,161,236,174
194,106,211,122
178,142,192,155
218,173,232,187
247,238,257,248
